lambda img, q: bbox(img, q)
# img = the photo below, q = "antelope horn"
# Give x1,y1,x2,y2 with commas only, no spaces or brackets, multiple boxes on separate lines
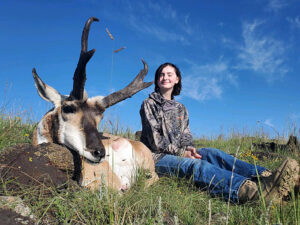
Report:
70,17,99,100
100,59,153,109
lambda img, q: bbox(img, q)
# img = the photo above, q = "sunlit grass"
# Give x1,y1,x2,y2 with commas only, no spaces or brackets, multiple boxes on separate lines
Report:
0,111,35,151
0,108,299,224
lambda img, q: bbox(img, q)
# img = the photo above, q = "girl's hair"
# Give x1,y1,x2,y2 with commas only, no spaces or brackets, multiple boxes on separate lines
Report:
154,62,182,97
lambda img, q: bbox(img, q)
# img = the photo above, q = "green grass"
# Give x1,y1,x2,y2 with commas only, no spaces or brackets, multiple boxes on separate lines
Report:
0,113,299,224
0,111,35,150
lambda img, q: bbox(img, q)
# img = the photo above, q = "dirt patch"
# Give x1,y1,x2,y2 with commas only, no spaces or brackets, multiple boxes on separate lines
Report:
0,143,77,193
252,135,299,161
252,135,299,153
0,143,80,224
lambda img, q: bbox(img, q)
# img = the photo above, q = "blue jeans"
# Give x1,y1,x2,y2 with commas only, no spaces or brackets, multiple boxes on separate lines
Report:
155,148,267,202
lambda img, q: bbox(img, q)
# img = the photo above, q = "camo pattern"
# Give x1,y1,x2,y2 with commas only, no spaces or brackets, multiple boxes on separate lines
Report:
140,92,193,162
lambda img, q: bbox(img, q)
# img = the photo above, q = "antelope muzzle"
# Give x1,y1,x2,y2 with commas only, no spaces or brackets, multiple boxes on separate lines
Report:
83,117,106,162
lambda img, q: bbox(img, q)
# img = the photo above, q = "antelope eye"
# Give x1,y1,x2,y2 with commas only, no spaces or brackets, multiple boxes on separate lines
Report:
62,105,76,114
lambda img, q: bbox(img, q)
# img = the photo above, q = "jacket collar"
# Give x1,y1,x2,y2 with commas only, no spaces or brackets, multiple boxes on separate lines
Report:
149,91,176,111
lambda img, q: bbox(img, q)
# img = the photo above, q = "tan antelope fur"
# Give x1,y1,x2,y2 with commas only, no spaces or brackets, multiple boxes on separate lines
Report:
81,133,158,191
32,17,158,191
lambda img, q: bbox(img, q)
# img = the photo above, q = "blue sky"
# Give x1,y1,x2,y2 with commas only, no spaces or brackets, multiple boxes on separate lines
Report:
1,0,300,138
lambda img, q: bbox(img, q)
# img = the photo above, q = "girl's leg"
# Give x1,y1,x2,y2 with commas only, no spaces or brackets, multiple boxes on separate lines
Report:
197,148,267,178
155,154,246,202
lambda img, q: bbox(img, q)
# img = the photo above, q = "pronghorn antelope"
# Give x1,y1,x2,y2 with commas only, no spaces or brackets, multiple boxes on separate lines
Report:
31,17,158,191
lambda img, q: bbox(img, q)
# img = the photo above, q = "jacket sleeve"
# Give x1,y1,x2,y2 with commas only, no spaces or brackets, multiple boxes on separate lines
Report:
179,107,194,148
140,100,186,156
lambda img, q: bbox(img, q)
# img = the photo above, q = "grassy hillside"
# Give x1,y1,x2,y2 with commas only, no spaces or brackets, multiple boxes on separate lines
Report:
0,113,299,224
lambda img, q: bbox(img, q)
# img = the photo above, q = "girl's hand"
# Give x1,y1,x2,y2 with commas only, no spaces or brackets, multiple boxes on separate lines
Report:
186,146,202,159
183,150,195,159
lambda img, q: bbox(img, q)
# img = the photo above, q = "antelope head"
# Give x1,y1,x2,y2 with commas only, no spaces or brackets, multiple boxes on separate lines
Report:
32,17,152,163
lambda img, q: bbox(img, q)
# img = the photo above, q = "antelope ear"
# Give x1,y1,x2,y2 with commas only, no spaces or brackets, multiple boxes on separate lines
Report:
90,96,105,107
32,68,62,107
87,96,106,112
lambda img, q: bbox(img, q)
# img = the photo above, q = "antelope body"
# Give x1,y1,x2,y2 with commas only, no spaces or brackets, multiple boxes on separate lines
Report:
32,17,158,191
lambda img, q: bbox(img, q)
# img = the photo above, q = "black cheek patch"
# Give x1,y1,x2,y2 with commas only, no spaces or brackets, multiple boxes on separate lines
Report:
51,113,60,144
62,105,77,114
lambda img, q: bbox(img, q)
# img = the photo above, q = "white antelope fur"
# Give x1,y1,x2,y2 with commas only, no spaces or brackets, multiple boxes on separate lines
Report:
81,136,143,191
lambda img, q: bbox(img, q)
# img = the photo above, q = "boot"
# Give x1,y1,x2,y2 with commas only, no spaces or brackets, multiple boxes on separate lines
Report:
260,157,299,204
238,180,258,203
259,163,300,197
260,170,272,177
238,157,299,204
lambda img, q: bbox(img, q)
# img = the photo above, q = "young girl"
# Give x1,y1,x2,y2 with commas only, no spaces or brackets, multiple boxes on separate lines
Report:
140,62,299,203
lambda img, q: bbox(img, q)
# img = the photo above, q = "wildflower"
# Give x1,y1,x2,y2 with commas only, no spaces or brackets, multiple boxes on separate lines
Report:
251,154,258,161
29,157,32,162
25,133,29,137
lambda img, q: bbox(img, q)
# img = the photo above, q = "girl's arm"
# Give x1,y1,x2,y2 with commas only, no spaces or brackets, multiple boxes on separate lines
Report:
180,108,202,158
179,107,194,148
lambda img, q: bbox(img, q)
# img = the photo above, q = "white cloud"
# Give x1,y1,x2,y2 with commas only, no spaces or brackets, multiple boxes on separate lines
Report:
226,73,239,88
218,22,224,27
183,14,194,35
264,119,275,128
266,0,288,12
96,0,193,45
125,0,193,45
182,60,237,101
290,113,300,121
287,16,300,29
147,1,194,35
237,20,288,82
183,76,222,101
128,15,189,45
148,1,177,20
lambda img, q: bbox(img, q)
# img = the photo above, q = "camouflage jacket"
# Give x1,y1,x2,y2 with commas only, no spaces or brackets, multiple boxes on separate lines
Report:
140,91,194,162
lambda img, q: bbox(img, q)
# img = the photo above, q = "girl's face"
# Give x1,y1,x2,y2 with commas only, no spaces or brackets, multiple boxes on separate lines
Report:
157,65,179,93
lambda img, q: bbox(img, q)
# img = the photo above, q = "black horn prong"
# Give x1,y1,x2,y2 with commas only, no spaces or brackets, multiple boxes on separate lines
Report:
101,60,153,109
81,17,99,53
70,17,99,100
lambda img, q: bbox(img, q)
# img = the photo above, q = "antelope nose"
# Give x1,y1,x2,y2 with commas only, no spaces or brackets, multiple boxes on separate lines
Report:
93,149,105,159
